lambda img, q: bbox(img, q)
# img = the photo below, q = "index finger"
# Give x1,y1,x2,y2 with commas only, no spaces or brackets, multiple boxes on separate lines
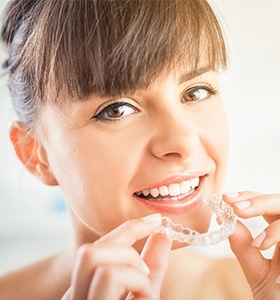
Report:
95,213,162,246
141,232,173,298
228,220,270,287
227,194,280,219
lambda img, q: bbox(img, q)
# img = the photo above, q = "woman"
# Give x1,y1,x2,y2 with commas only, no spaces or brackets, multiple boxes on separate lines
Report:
0,0,279,299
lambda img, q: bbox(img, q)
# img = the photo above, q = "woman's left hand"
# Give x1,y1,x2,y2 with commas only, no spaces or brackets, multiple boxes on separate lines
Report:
223,192,280,300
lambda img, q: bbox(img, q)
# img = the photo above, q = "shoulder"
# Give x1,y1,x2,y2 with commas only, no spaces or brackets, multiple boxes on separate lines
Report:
162,248,253,300
202,257,253,299
0,252,71,300
162,249,219,299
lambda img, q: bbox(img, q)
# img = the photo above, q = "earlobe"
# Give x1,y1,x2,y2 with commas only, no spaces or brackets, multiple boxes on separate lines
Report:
9,121,58,186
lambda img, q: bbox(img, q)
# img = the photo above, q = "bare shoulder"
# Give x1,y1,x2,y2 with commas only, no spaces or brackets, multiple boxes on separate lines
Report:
0,251,71,300
202,256,253,299
162,248,253,300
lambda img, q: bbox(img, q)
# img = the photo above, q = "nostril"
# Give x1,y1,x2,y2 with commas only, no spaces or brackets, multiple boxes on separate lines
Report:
149,126,200,161
163,152,182,157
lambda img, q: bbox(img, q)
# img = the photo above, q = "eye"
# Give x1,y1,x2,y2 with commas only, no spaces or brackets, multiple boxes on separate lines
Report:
93,101,139,122
182,84,218,102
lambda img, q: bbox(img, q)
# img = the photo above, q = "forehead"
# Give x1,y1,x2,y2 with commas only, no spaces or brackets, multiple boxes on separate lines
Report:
56,63,217,103
38,69,219,140
53,59,217,105
38,0,226,105
51,68,219,114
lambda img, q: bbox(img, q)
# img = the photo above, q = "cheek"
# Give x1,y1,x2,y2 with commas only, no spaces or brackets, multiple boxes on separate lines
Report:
197,105,229,186
46,129,143,233
214,111,229,163
207,111,229,186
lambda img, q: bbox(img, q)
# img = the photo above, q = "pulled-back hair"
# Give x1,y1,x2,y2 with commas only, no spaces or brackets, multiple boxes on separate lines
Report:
1,0,227,129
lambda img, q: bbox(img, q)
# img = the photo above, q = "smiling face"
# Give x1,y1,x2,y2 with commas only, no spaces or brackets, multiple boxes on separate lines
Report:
37,69,229,244
4,0,229,251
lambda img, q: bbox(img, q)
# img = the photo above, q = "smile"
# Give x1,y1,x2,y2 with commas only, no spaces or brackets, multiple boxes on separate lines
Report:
134,174,207,214
136,177,199,201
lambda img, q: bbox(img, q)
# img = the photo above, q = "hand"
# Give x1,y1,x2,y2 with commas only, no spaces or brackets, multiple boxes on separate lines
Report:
61,213,172,300
224,192,280,299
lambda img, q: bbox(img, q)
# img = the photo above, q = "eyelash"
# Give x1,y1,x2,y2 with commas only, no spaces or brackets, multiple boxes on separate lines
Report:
93,84,219,123
93,102,139,122
181,84,219,103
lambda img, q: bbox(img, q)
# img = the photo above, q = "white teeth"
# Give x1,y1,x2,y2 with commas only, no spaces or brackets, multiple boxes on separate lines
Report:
143,190,149,196
150,188,159,197
159,186,169,196
190,177,199,188
169,183,180,196
137,177,200,200
180,180,191,194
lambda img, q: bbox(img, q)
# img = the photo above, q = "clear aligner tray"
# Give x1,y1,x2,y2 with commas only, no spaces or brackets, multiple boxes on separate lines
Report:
158,194,237,246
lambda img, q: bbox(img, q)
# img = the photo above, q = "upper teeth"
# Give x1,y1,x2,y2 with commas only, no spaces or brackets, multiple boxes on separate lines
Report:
137,177,200,199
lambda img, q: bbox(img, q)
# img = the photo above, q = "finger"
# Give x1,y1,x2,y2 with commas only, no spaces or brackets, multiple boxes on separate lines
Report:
223,191,261,204
61,287,72,300
228,220,270,287
224,193,280,221
141,232,173,298
88,266,153,300
96,213,162,246
71,244,150,299
252,219,280,250
271,247,280,287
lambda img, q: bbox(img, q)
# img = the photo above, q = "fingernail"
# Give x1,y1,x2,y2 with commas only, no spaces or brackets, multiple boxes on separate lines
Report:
234,200,251,210
276,274,280,284
140,260,150,275
142,213,162,223
224,192,240,198
252,231,266,248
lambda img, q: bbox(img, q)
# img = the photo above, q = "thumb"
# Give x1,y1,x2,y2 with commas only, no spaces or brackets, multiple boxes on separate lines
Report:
61,287,72,300
141,232,172,298
228,220,269,287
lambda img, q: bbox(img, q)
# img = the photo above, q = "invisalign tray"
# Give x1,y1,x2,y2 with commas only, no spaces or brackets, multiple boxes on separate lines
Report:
158,194,237,246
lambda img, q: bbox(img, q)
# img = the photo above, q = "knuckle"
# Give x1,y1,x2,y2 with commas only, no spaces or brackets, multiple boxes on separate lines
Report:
122,220,138,236
95,266,116,283
123,220,133,229
77,243,90,257
77,243,95,262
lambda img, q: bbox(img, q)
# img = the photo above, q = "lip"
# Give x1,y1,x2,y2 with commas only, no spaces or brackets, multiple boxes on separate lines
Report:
133,174,207,214
136,171,207,192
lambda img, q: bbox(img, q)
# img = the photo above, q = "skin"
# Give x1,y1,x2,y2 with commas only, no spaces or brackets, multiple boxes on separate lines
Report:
33,70,229,248
224,192,280,300
2,68,280,299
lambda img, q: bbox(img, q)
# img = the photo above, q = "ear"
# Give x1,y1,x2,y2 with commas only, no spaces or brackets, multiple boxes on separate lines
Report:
10,121,58,186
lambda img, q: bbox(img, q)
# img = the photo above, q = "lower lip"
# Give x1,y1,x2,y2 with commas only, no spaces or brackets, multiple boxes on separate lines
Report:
133,176,206,215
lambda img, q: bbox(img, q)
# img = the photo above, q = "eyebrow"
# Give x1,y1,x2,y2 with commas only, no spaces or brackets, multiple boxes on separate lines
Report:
178,67,211,85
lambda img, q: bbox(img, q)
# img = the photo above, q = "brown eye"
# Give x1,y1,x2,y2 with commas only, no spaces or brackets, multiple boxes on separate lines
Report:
94,102,139,122
107,106,126,118
183,84,218,102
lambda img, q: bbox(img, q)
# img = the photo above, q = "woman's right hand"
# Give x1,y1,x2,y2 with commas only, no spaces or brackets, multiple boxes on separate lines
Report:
61,213,172,300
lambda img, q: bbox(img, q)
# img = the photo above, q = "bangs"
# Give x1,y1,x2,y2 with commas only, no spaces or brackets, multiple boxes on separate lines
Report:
19,0,227,102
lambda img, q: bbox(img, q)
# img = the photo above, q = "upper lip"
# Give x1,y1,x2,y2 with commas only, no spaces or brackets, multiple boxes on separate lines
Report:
134,170,207,193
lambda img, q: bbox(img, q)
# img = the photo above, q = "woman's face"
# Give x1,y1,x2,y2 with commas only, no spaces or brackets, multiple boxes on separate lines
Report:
39,70,229,243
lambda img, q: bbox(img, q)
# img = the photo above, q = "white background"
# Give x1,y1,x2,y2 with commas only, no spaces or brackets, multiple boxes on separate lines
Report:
1,0,280,274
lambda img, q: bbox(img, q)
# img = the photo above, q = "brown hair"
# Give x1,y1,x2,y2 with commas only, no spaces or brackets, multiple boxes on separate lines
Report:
1,0,227,130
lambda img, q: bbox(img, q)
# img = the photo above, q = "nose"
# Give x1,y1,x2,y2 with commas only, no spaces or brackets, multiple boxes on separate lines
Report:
148,109,200,162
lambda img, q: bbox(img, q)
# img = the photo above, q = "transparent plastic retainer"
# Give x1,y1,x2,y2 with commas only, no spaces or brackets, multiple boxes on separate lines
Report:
158,194,237,246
